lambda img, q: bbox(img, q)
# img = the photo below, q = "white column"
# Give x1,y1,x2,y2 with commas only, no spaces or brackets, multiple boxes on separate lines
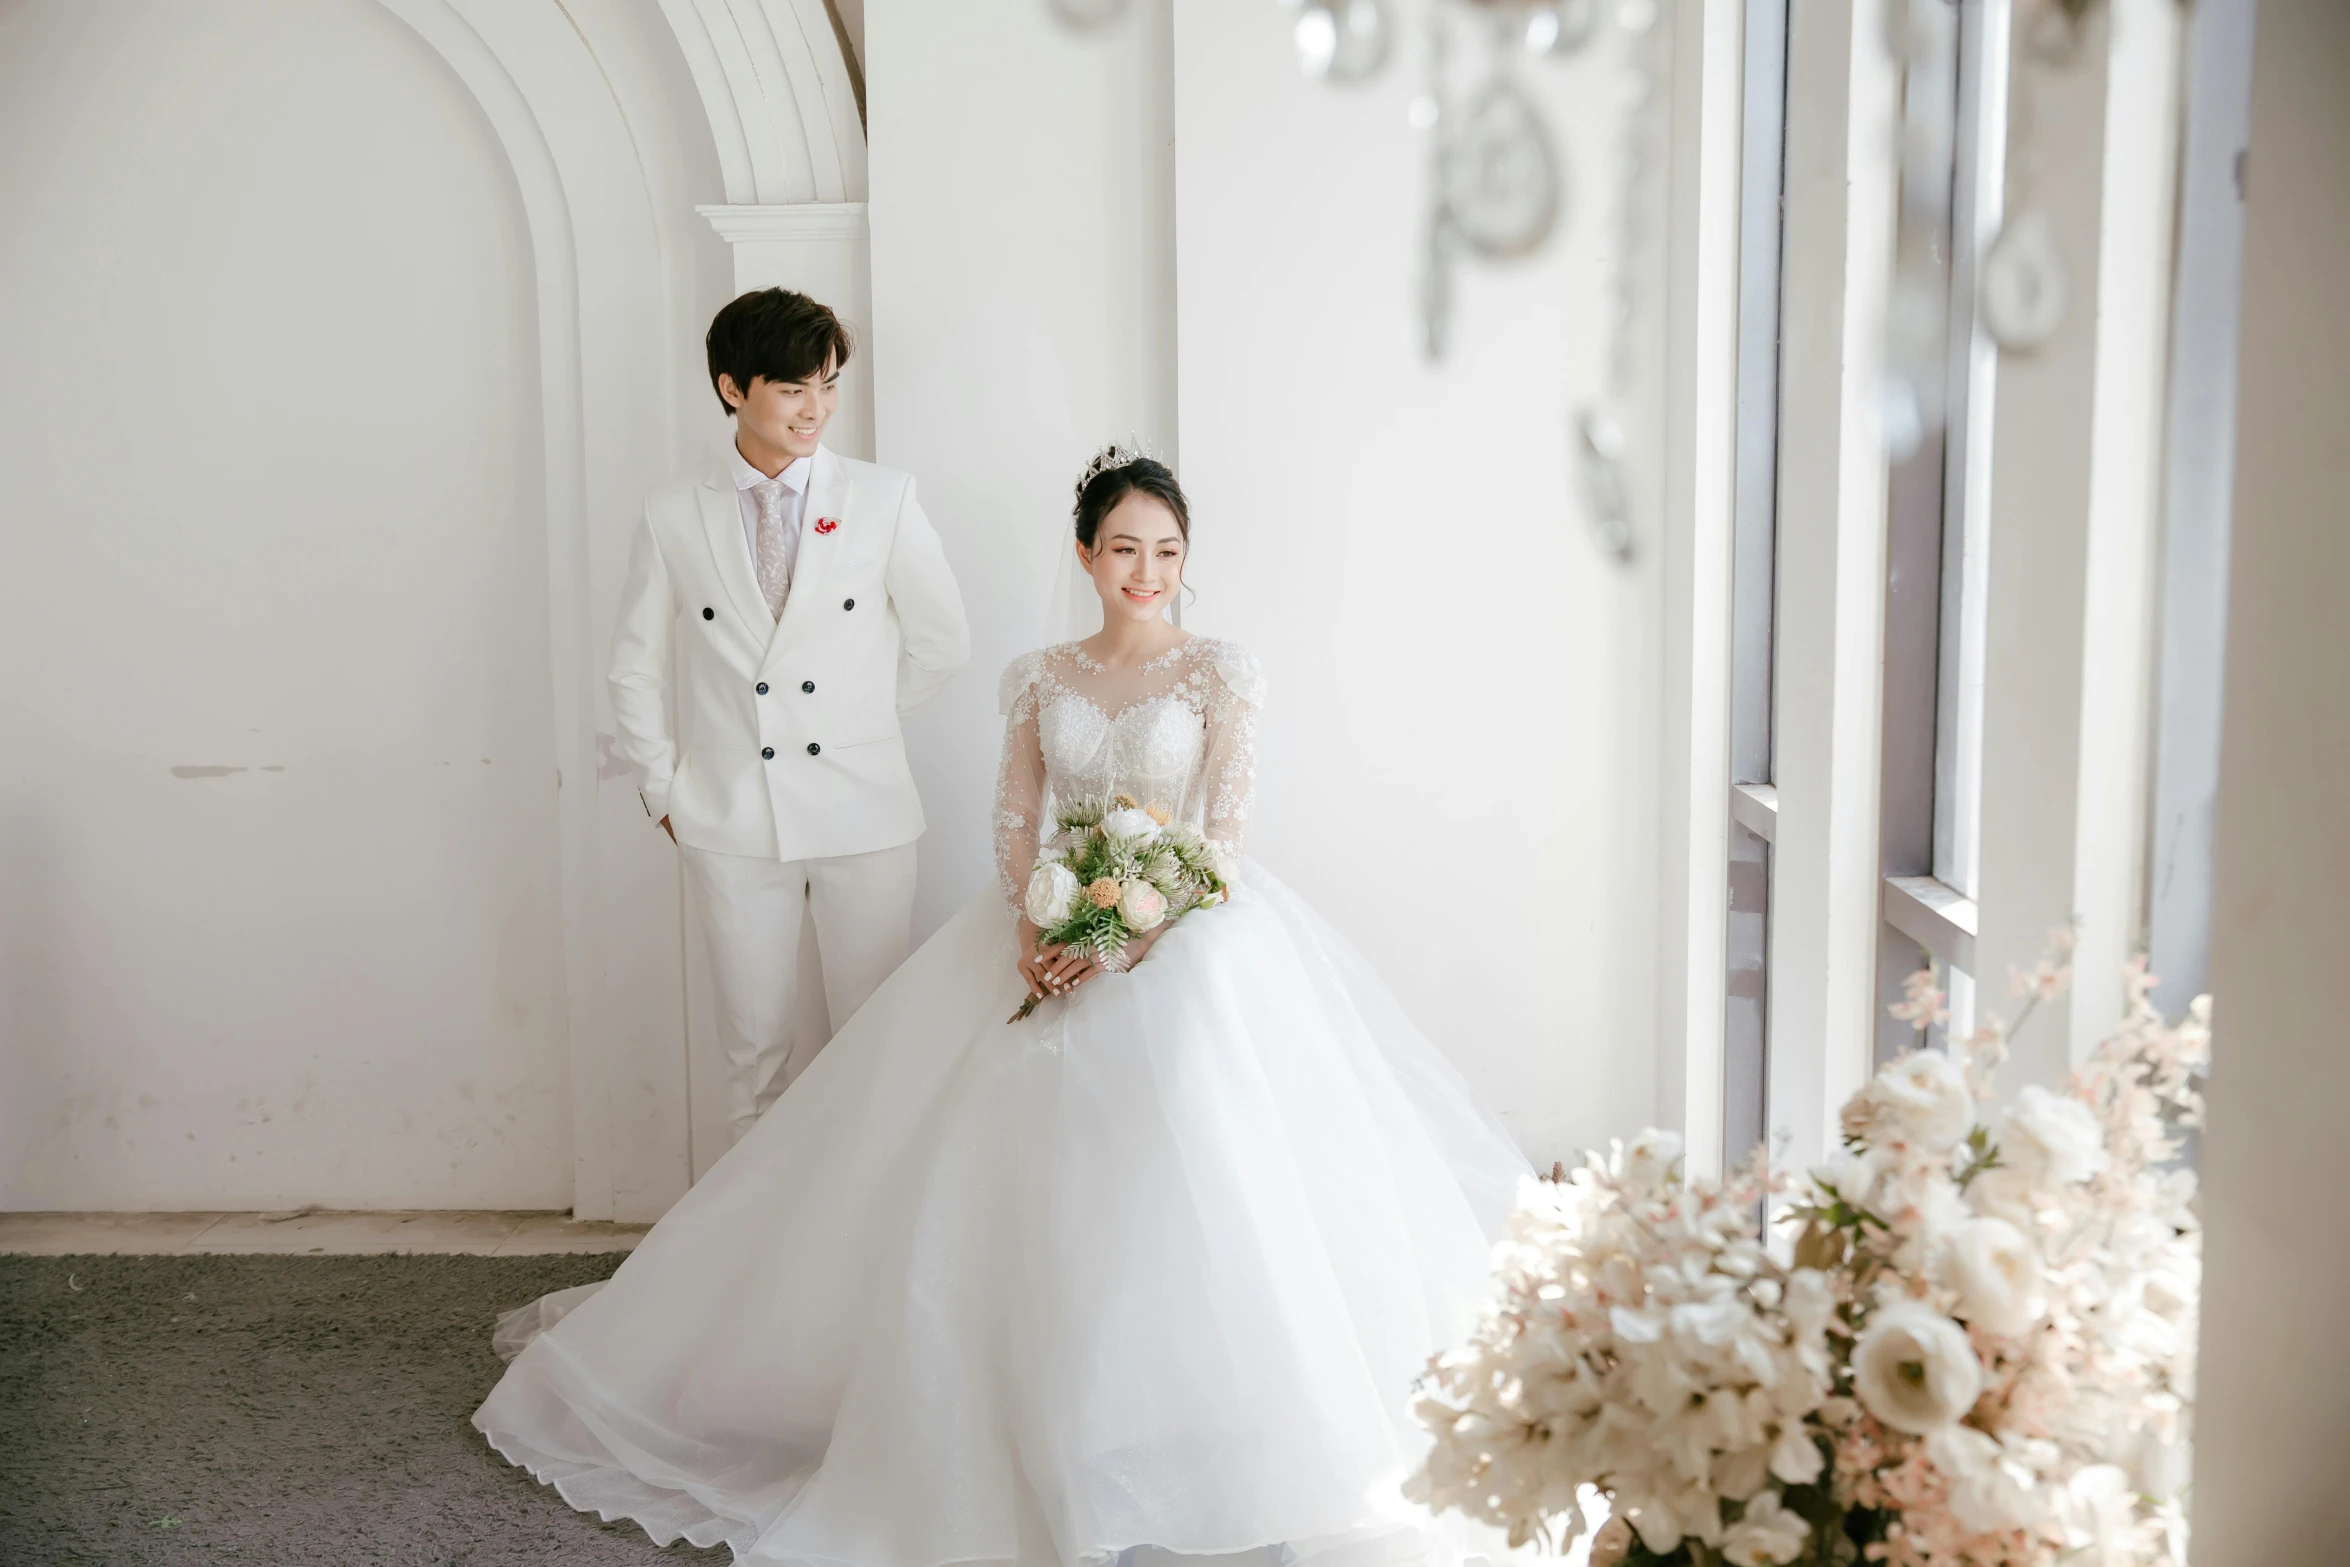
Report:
1763,0,1899,1170
1654,0,1747,1176
1970,0,2180,1084
697,203,876,461
2192,5,2350,1556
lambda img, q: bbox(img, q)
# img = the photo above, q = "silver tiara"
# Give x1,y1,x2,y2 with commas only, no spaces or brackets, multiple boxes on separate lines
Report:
1077,438,1163,491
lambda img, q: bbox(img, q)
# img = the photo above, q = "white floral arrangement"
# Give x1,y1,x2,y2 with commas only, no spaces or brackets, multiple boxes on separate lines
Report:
1407,941,2208,1567
1009,792,1234,1022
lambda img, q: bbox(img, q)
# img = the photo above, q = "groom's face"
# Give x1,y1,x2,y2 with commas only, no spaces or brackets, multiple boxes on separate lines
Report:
724,354,839,466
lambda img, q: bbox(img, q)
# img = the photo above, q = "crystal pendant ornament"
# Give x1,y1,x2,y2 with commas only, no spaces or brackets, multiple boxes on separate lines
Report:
1046,0,1132,27
1440,74,1562,259
2023,0,2094,68
1980,209,2069,351
1419,219,1456,361
1520,0,1600,55
1578,408,1634,561
1288,0,1392,83
1880,268,1948,460
1880,372,1927,465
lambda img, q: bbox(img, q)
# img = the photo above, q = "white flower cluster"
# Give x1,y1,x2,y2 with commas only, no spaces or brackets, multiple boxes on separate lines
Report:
1406,1129,1837,1564
1409,952,2208,1567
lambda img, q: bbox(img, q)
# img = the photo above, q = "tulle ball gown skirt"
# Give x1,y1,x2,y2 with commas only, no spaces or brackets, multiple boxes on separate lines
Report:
474,863,1532,1567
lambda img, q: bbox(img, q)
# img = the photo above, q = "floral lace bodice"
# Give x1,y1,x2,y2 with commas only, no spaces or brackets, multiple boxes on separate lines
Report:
994,637,1264,912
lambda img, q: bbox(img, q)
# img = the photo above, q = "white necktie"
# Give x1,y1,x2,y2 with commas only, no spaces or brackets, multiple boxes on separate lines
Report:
752,478,794,620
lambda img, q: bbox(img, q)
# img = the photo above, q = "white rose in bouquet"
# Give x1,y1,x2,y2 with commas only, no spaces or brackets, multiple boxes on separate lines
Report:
1719,1491,1812,1567
1926,1424,2058,1534
2143,1220,2201,1310
1100,807,1160,841
1812,1142,1894,1214
1025,861,1079,927
1118,878,1169,932
2005,1083,2110,1185
1620,1128,1682,1196
2060,1462,2141,1563
1935,1215,2046,1336
1782,1266,1836,1344
1961,1164,2046,1227
2125,1424,2195,1510
1770,1420,1825,1485
1852,1301,1981,1434
1848,1047,1975,1150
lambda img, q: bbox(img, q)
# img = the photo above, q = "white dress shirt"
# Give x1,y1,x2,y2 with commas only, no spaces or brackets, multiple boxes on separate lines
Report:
733,447,813,594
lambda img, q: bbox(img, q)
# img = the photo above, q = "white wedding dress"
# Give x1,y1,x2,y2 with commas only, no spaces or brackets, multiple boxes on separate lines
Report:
474,636,1533,1567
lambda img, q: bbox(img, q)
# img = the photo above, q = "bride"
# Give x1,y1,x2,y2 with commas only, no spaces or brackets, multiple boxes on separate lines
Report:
474,446,1533,1567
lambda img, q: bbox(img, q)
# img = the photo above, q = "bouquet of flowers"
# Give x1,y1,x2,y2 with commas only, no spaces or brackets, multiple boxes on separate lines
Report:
1008,792,1234,1022
1406,942,2207,1567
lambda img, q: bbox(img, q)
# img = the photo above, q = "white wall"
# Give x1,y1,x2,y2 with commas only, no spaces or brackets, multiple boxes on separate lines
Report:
867,0,1179,940
869,0,1662,1166
1169,0,1660,1164
0,0,566,1208
2191,2,2350,1555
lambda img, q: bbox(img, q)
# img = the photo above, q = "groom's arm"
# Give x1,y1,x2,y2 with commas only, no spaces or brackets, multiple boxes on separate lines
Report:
886,477,970,716
607,512,681,829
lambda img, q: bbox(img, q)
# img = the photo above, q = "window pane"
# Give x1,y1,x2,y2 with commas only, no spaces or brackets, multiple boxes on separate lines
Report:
1725,822,1772,1166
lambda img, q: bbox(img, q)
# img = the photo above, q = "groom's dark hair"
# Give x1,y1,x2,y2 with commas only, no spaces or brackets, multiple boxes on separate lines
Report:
706,289,855,414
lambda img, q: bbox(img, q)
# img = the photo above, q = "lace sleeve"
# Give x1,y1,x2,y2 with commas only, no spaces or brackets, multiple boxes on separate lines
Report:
1202,644,1264,853
994,654,1047,915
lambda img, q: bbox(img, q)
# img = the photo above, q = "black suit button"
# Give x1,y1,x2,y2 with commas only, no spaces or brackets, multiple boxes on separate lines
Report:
760,746,774,760
756,682,769,695
702,607,715,621
842,597,855,611
806,742,821,756
801,680,815,694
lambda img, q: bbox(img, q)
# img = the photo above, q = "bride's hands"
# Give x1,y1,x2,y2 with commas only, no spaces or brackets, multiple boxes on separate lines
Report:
1014,919,1081,1001
1015,919,1069,1000
1027,941,1100,1000
1016,920,1168,1001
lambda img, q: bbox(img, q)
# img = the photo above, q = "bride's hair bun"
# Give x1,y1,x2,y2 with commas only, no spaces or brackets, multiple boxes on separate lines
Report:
1073,441,1190,549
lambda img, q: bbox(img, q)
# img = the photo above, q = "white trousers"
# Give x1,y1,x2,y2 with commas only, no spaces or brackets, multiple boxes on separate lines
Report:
683,841,918,1145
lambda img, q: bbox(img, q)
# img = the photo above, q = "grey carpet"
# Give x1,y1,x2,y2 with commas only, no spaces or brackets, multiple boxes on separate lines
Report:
0,1253,731,1564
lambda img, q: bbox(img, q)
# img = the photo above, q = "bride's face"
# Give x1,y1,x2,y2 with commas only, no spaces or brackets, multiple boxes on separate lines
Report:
1081,493,1186,624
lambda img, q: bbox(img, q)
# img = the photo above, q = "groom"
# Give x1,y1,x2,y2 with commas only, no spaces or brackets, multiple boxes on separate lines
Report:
609,288,969,1145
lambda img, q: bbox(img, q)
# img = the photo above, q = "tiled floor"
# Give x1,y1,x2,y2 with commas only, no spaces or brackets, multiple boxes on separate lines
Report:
0,1210,648,1257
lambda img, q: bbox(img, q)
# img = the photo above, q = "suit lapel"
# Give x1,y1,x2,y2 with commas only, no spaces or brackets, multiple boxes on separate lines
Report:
698,473,773,636
765,448,847,671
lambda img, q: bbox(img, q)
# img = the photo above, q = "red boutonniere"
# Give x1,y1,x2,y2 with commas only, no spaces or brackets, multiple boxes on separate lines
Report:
813,517,839,535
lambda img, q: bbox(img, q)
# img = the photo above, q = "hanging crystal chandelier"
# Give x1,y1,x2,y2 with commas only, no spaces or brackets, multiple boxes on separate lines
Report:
1299,0,1647,562
1044,0,1650,562
1275,1,1606,357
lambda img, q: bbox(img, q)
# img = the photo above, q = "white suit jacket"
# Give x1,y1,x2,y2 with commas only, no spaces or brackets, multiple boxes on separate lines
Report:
607,447,970,862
